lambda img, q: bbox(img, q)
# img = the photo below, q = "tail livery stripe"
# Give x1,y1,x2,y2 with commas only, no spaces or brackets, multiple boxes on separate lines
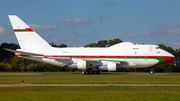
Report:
14,28,34,32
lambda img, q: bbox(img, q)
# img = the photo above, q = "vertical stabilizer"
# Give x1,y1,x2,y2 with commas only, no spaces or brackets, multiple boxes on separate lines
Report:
8,15,52,52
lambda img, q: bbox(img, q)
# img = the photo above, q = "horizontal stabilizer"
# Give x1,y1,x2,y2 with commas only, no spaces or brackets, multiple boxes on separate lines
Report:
4,48,43,56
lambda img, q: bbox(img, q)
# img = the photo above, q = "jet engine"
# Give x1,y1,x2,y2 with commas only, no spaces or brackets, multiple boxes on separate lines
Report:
77,61,86,69
98,62,117,71
68,61,87,70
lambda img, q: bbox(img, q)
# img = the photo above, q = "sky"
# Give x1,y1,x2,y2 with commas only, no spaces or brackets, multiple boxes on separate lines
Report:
1,0,180,49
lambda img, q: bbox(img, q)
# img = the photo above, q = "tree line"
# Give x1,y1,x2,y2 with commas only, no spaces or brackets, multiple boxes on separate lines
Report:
0,38,180,72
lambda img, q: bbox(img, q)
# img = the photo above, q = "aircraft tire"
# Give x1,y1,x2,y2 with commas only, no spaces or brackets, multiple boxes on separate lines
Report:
150,70,154,74
81,71,85,74
87,71,90,74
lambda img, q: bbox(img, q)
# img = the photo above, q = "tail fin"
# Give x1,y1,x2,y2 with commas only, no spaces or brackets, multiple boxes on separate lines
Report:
8,15,52,52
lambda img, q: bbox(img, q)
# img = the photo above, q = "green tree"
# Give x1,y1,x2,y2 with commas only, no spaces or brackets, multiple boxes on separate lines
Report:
84,38,123,47
97,40,107,47
166,47,174,53
10,56,21,71
58,44,67,48
158,44,167,50
10,55,37,72
0,43,19,59
0,63,6,71
50,42,67,48
108,38,123,47
84,43,98,47
49,42,58,47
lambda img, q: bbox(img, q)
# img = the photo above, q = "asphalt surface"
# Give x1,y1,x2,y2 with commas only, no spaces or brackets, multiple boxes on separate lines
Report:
0,72,180,75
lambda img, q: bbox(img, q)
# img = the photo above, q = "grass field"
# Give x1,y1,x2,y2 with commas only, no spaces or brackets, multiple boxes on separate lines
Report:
1,74,180,100
0,74,180,84
0,86,180,101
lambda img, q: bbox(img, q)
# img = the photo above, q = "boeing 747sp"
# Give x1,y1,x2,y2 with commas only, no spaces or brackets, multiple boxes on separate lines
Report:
6,15,175,74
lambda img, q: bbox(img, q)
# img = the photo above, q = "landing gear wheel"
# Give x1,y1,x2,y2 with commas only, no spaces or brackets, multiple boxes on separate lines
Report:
81,71,86,74
150,70,154,74
81,70,87,74
150,68,155,74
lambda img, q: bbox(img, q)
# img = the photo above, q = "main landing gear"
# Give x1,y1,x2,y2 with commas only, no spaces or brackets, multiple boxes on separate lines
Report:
81,70,100,74
150,68,155,74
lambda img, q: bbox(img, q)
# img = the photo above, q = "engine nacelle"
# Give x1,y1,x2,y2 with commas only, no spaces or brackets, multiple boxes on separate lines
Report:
107,62,117,71
68,61,87,70
77,61,87,69
98,62,117,71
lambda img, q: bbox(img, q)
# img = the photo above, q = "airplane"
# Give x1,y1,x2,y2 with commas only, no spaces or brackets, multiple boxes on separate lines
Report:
6,15,175,74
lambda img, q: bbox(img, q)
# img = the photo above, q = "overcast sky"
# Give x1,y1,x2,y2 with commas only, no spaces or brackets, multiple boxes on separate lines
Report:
1,0,180,49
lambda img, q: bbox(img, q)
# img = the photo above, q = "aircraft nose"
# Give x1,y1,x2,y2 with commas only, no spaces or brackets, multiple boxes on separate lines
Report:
165,53,175,64
170,55,175,62
171,54,175,61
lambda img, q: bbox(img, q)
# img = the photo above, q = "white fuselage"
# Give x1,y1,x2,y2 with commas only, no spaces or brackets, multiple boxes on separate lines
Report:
8,15,175,72
19,42,174,70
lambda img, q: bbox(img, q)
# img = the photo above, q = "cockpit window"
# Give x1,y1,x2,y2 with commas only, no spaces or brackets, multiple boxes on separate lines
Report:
156,47,161,49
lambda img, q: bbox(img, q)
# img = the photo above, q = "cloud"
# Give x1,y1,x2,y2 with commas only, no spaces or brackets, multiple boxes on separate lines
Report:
149,24,180,37
167,41,180,46
149,29,167,37
62,19,76,29
62,18,92,29
102,1,117,5
72,18,91,24
96,14,109,23
124,32,139,37
28,23,59,31
0,26,11,36
159,24,180,35
167,41,180,49
53,36,71,42
0,26,6,35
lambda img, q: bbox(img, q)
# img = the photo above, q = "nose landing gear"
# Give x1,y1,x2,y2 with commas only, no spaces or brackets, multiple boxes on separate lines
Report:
150,67,155,74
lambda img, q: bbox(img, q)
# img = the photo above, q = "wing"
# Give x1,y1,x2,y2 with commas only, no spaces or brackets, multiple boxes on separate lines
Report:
47,57,136,67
